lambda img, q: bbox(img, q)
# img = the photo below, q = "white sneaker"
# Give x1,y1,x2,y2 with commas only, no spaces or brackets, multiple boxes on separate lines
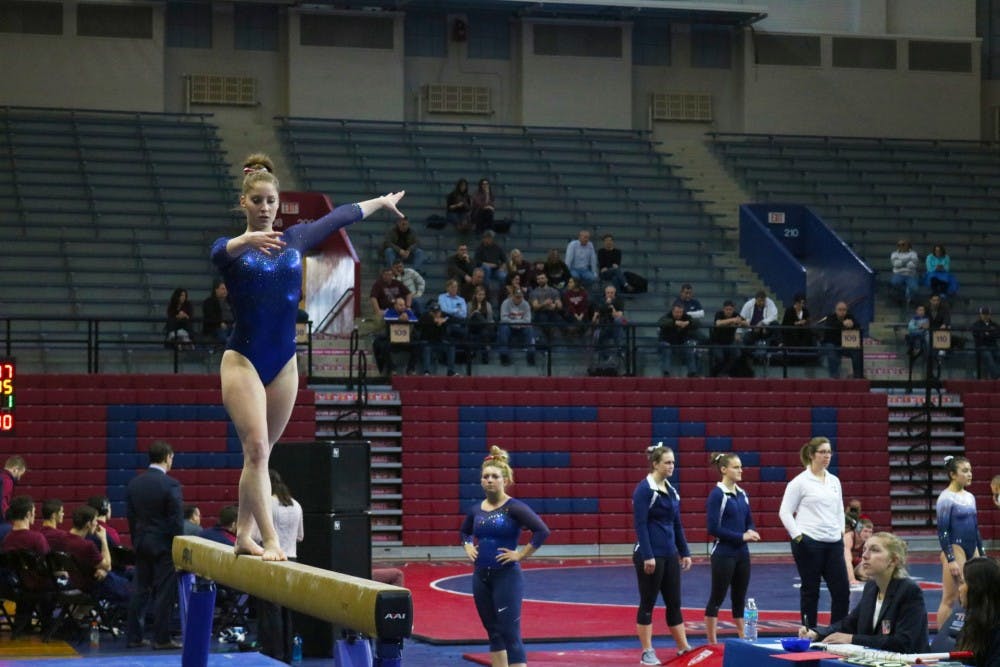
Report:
640,648,662,665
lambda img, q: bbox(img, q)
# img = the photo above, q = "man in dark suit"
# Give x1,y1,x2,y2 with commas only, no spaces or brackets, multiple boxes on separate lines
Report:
125,440,184,650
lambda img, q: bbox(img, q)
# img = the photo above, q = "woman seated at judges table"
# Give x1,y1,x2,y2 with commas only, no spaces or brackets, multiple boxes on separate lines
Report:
956,557,1000,667
799,532,928,653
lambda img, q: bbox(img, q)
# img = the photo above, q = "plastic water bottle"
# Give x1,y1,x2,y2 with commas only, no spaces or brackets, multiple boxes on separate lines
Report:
744,598,759,643
291,634,303,664
89,620,100,649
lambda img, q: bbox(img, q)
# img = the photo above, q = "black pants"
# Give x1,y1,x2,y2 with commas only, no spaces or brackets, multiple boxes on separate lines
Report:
126,549,177,644
256,598,294,662
704,552,751,618
633,552,683,627
790,536,850,629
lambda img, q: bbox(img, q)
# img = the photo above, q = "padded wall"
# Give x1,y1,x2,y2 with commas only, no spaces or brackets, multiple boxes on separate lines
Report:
8,374,317,542
395,376,890,548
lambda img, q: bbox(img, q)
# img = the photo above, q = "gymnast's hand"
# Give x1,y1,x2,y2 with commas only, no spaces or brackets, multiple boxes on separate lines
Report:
948,560,962,580
495,548,522,564
380,191,406,218
243,230,286,255
463,542,478,562
679,556,692,571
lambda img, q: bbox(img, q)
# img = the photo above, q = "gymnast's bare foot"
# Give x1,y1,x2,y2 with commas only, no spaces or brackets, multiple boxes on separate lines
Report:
260,540,287,562
234,539,265,557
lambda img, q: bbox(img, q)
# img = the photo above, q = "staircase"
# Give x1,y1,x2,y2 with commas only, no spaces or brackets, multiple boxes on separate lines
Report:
312,383,404,547
880,388,965,529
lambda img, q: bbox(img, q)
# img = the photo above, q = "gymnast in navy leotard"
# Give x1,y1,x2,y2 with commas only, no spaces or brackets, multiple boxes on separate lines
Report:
935,455,983,628
461,445,550,667
214,155,405,560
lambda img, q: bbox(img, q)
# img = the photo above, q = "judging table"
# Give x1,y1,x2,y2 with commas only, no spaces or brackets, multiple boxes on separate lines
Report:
723,639,848,667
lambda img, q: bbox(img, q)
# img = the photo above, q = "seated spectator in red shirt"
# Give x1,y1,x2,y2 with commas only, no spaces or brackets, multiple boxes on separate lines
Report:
561,277,590,338
370,267,412,316
62,505,131,604
87,495,121,548
2,496,50,635
38,498,69,550
198,506,238,547
1,495,49,555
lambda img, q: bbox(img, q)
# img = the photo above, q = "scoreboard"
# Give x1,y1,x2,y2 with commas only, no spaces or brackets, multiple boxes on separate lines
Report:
1,359,13,433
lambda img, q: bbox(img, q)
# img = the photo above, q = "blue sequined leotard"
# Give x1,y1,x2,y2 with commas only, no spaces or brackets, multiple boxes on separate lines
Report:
936,488,983,562
460,498,550,569
210,203,362,385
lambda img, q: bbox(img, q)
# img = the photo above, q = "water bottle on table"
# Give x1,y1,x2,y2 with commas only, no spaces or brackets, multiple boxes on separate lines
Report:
744,597,758,642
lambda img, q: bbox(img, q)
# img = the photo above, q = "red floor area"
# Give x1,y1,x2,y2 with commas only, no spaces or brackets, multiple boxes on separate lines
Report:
404,560,810,643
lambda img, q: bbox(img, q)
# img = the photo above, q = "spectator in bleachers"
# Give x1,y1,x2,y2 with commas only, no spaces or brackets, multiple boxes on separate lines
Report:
212,166,404,564
1,455,26,518
467,285,495,364
438,278,468,341
392,259,425,315
889,239,920,305
542,248,571,290
799,532,928,653
658,303,700,377
565,230,598,287
819,301,863,379
505,274,527,301
39,498,68,547
674,284,707,336
165,288,194,349
256,470,304,664
709,300,748,377
843,517,874,586
632,444,693,665
561,276,590,338
505,249,531,289
528,272,562,343
446,243,475,286
417,302,456,376
935,455,982,629
739,290,778,350
446,178,473,232
955,557,1000,667
905,304,930,358
125,440,183,649
63,505,131,605
598,234,627,292
780,293,813,351
370,267,412,316
87,495,121,548
498,289,536,367
971,305,1000,379
926,293,952,332
592,285,626,359
471,178,496,234
704,452,759,644
460,268,492,308
374,296,417,376
474,230,507,294
198,505,238,546
183,505,201,536
991,475,1000,509
383,216,425,273
925,243,958,297
779,437,850,630
202,279,233,346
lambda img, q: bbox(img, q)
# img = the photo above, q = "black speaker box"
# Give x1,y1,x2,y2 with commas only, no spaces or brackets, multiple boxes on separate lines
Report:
294,512,373,658
271,440,370,513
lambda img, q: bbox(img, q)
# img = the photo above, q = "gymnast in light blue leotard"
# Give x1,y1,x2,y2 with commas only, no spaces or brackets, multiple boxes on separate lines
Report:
935,455,983,628
213,157,405,560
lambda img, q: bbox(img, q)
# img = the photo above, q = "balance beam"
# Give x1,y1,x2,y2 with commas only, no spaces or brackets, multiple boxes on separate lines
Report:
172,536,412,641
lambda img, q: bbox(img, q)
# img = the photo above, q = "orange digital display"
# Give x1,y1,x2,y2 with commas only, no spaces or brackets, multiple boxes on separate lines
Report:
1,359,14,433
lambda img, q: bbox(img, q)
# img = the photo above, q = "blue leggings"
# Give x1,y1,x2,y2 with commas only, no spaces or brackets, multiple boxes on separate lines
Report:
472,566,525,663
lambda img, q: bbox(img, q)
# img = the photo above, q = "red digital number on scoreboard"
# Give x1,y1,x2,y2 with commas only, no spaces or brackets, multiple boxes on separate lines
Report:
1,358,14,433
